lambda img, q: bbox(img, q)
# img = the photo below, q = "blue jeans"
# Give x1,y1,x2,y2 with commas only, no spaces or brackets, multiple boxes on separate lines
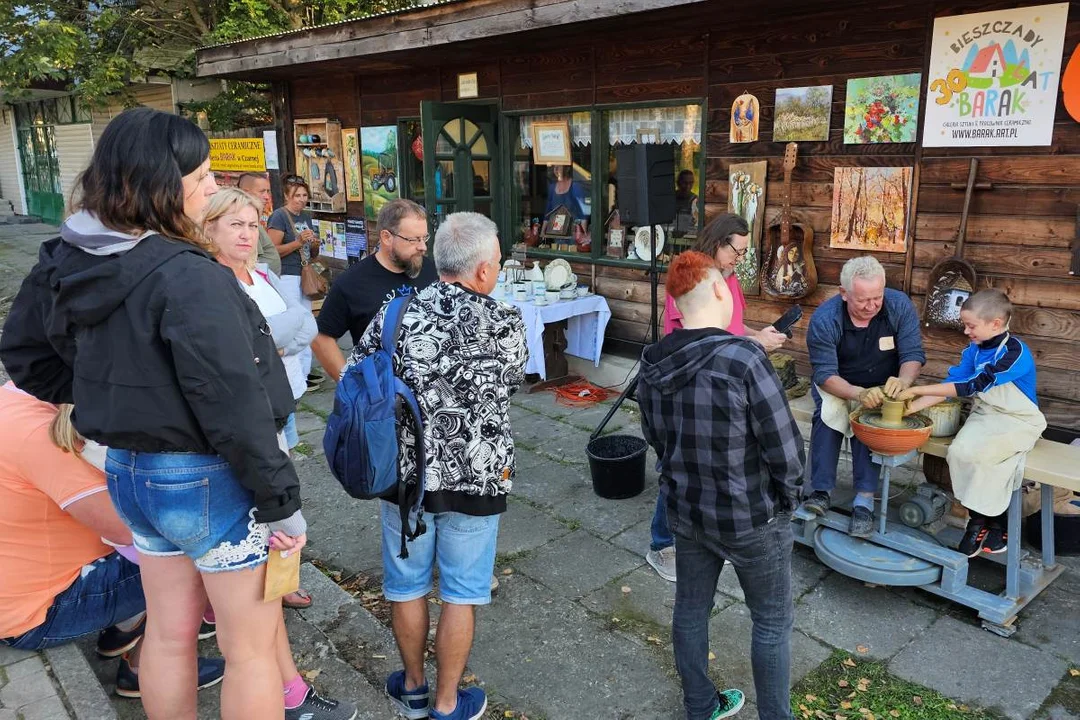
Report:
651,491,674,551
106,450,269,573
380,501,501,605
670,514,794,720
2,553,145,651
809,387,881,496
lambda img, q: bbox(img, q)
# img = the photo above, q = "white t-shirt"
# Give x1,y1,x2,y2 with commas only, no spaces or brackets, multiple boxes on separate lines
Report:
240,272,305,399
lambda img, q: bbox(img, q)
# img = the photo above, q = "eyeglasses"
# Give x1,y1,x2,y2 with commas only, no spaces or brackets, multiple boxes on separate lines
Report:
389,230,430,245
727,240,748,259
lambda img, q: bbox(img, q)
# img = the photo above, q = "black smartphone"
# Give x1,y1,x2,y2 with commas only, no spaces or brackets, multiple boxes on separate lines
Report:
771,305,803,338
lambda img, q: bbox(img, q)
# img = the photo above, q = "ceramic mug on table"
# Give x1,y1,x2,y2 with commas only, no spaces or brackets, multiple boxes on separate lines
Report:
545,290,560,304
513,283,528,301
576,285,591,297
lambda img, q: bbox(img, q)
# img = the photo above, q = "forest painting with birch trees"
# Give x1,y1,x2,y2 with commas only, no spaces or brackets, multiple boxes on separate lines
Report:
829,166,912,253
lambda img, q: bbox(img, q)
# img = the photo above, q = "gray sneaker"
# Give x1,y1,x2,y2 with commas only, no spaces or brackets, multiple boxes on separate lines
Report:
849,506,874,538
646,546,677,582
285,686,357,720
491,574,500,596
800,491,831,517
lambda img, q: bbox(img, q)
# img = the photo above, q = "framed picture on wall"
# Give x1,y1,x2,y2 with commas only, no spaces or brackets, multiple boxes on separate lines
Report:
531,120,572,165
341,128,363,202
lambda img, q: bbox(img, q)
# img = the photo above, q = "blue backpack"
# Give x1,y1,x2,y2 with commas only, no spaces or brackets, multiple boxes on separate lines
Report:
323,295,427,558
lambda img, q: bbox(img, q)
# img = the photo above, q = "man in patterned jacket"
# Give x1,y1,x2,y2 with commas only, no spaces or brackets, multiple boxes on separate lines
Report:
637,251,804,720
346,212,527,720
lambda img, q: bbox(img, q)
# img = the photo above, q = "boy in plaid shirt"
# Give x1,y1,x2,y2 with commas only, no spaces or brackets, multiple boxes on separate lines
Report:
638,251,804,720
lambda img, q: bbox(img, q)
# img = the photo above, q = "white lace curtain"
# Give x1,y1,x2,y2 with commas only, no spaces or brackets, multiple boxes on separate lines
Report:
519,105,703,148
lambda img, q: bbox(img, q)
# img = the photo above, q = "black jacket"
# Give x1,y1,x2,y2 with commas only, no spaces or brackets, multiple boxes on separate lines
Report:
0,234,301,523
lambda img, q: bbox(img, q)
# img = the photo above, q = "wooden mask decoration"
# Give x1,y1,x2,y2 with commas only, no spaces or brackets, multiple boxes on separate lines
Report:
730,93,760,143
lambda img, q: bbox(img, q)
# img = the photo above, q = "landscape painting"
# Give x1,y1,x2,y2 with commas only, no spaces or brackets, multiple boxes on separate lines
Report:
360,125,400,221
843,74,922,144
830,166,913,253
773,85,833,141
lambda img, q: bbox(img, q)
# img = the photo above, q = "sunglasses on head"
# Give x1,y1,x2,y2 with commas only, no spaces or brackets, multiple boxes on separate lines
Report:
283,174,305,185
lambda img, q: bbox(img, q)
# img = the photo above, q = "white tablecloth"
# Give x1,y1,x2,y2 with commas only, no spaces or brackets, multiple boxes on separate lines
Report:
504,294,611,380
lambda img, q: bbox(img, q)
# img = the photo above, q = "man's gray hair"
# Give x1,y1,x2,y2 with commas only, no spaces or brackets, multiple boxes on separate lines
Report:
433,212,498,277
839,255,886,291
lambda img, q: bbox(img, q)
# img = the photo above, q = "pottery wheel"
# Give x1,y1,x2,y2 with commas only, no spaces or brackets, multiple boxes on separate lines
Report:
856,412,932,431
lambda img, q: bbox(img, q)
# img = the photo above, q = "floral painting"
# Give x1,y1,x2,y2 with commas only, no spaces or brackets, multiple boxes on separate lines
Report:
727,160,768,294
830,166,913,253
774,85,833,142
843,74,922,144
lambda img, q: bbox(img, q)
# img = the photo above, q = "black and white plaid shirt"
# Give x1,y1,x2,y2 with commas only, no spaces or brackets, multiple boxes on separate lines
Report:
637,328,805,540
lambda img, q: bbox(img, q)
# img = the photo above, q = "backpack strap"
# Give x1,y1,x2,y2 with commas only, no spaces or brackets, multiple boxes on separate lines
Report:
380,295,428,558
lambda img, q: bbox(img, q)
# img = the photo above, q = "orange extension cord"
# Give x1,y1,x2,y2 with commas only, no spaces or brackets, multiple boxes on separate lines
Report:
550,381,616,407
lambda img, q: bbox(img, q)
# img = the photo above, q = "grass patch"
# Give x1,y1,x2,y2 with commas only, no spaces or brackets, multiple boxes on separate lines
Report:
495,549,530,567
554,514,581,531
292,441,314,457
792,650,1003,720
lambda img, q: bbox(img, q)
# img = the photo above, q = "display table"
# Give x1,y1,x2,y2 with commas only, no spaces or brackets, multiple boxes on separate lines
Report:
504,294,611,381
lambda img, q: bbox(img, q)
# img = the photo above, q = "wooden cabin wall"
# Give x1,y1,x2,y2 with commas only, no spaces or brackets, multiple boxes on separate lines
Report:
283,0,1080,431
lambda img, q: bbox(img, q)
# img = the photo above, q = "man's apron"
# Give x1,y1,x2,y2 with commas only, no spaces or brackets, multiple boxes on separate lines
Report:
947,382,1046,517
816,386,861,438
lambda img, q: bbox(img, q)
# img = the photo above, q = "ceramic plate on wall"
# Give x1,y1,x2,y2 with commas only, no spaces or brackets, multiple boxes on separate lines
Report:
633,225,666,261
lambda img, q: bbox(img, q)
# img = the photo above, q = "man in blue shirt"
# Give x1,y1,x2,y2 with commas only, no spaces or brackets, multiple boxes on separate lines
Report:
803,256,925,537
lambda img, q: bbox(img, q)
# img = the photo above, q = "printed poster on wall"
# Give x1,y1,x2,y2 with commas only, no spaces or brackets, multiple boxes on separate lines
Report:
345,217,367,257
922,3,1069,147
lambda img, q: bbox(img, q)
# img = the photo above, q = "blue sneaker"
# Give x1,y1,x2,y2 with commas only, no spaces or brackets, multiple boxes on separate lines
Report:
114,654,225,698
385,669,430,719
430,687,487,720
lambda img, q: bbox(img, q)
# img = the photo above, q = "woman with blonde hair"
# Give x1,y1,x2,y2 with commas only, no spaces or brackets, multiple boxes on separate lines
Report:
1,107,305,719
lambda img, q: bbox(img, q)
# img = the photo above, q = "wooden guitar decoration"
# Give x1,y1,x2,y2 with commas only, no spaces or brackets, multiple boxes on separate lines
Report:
760,143,817,299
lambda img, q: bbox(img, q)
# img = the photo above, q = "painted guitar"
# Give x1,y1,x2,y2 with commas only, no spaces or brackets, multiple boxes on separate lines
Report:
760,143,817,299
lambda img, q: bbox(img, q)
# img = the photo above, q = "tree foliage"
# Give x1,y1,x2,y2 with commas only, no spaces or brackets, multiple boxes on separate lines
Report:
0,0,419,126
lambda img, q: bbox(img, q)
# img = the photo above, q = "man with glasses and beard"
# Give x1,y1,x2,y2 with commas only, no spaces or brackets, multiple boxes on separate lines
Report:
311,199,437,383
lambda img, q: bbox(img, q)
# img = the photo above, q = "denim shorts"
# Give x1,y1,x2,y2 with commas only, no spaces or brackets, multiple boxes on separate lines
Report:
1,553,145,651
106,450,270,573
380,501,500,605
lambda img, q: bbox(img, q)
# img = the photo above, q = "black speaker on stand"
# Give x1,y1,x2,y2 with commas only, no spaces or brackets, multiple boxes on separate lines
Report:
591,145,676,439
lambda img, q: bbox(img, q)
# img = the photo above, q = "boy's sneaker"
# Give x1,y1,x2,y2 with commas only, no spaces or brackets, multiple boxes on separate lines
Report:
285,685,357,720
982,526,1007,554
307,371,325,391
709,688,746,719
385,669,430,719
646,546,677,582
801,491,831,517
958,523,988,557
430,687,487,720
96,616,145,657
114,654,224,698
849,506,874,538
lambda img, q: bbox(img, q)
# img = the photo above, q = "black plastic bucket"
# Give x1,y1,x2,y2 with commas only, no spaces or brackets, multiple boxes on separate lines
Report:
586,434,647,499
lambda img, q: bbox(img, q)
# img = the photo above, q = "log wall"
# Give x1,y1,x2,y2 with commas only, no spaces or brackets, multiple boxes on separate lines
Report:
284,0,1080,431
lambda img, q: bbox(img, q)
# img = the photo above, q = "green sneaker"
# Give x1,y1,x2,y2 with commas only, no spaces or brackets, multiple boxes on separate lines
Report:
708,689,745,719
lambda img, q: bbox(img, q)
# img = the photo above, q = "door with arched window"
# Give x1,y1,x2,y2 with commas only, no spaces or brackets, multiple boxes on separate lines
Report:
420,102,498,234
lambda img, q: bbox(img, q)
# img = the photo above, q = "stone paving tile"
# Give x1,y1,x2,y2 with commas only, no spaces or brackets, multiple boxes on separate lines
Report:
890,615,1069,720
44,644,115,720
794,572,939,659
470,575,682,720
549,478,657,540
299,461,384,579
580,565,682,630
0,668,58,709
1013,584,1080,666
514,529,644,599
707,603,832,708
4,656,45,682
0,647,36,666
715,544,831,604
511,412,592,465
608,517,654,557
293,410,326,435
496,497,573,558
15,695,68,720
512,454,591,510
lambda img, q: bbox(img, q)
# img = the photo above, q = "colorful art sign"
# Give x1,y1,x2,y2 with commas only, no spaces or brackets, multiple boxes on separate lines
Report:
342,128,363,202
923,3,1069,147
844,74,922,144
727,160,768,295
208,138,266,172
830,166,913,254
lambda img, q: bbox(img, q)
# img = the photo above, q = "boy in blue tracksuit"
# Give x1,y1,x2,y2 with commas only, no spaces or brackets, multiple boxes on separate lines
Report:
900,289,1046,557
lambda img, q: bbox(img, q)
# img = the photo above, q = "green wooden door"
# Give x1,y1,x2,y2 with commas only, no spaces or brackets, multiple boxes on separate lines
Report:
16,125,64,225
420,102,498,234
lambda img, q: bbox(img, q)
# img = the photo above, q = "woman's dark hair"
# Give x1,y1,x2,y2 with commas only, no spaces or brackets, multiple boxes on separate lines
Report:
74,108,211,249
282,174,310,200
693,212,750,260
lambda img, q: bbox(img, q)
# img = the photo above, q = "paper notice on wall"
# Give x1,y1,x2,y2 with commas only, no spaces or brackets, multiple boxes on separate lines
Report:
922,3,1069,147
263,130,280,170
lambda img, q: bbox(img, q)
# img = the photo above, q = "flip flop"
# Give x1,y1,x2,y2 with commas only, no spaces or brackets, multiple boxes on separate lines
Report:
282,588,313,609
